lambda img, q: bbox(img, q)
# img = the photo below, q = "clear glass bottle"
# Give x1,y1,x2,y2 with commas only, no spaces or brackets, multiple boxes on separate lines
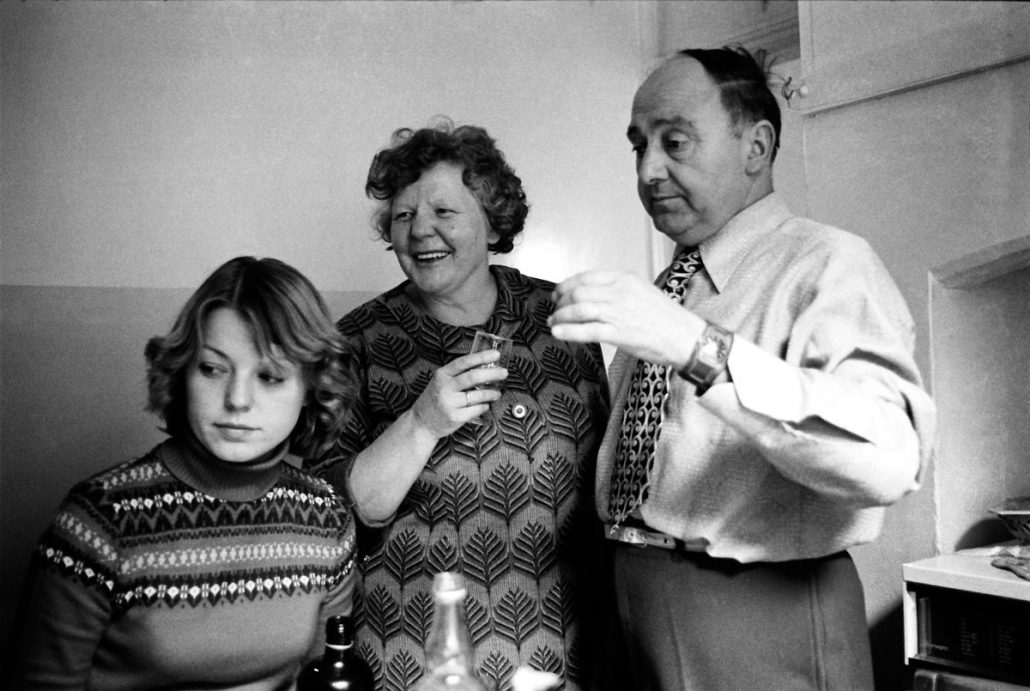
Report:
511,667,560,691
412,571,490,691
296,615,374,691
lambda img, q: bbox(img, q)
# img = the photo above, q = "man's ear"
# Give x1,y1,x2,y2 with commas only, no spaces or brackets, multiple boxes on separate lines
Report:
744,120,776,174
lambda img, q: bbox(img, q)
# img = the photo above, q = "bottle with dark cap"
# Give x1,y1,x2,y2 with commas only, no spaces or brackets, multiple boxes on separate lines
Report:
296,615,374,691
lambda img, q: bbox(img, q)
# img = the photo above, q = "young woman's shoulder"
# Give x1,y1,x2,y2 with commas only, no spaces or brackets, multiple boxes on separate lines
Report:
32,444,171,595
60,443,173,513
279,465,353,514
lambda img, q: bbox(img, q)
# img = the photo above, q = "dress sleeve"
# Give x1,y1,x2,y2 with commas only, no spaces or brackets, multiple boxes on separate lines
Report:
582,342,612,426
7,502,115,689
574,341,612,490
701,240,936,506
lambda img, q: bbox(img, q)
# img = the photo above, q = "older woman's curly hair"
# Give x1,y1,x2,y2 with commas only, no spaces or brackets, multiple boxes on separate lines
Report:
365,119,529,253
144,256,354,460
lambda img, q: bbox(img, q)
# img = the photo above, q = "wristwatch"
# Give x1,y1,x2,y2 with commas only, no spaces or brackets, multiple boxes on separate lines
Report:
677,322,734,392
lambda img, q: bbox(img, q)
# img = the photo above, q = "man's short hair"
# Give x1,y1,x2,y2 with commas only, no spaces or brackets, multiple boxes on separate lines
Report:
678,46,782,162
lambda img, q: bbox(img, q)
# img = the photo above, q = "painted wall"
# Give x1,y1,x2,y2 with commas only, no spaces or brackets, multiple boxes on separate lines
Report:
794,2,1030,688
931,261,1030,553
1,0,649,292
0,0,650,653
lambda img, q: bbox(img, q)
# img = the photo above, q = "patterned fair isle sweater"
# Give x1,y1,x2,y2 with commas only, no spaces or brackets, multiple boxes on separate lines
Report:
7,436,357,691
310,266,611,691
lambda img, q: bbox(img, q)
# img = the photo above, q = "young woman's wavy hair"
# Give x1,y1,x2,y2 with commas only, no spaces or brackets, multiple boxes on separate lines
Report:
365,118,529,253
144,256,353,460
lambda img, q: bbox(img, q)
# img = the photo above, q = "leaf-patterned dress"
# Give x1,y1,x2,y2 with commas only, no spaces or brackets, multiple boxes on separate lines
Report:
310,266,610,691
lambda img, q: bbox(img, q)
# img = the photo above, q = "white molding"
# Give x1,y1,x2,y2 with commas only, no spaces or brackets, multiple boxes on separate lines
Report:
636,0,672,278
788,7,1030,115
931,235,1030,290
904,553,1030,602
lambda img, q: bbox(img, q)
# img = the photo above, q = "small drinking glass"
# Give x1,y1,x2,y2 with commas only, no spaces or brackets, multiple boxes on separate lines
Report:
468,330,513,424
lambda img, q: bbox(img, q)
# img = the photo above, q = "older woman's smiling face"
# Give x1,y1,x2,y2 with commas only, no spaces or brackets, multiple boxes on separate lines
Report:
389,161,498,305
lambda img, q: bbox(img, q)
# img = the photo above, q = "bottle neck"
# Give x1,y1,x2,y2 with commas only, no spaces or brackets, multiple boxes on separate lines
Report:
425,596,475,670
323,641,353,662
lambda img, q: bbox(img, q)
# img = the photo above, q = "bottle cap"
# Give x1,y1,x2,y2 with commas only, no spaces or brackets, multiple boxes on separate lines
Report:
432,571,468,603
325,615,356,646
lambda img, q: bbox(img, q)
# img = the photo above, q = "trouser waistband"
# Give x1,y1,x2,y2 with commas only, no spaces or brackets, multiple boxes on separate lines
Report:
605,523,707,552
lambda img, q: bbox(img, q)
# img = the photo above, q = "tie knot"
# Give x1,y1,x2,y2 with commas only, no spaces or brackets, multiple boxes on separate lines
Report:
661,247,702,297
673,245,701,268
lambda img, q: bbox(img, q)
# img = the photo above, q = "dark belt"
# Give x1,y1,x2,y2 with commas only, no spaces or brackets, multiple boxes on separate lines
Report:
605,523,707,552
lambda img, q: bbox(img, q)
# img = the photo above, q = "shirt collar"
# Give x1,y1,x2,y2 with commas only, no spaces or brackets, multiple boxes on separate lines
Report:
696,192,791,293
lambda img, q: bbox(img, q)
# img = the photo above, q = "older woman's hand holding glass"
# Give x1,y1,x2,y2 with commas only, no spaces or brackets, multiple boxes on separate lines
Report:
410,346,507,431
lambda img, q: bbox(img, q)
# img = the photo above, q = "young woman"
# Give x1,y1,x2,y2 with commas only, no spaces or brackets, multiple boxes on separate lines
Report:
9,256,358,690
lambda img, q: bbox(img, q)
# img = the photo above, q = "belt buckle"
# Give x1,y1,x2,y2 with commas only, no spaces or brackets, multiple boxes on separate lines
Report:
612,525,648,547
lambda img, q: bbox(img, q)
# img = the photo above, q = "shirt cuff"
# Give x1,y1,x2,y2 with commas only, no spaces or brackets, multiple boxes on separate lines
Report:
723,337,894,447
726,338,807,422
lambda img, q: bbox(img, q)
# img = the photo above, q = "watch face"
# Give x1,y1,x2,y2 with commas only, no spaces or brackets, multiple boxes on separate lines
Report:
700,334,730,362
682,325,733,388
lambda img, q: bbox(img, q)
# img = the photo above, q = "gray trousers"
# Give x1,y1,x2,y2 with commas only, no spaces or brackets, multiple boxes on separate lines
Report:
607,543,874,691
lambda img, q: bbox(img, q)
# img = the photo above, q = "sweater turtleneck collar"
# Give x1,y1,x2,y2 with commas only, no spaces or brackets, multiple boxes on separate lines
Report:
159,432,290,503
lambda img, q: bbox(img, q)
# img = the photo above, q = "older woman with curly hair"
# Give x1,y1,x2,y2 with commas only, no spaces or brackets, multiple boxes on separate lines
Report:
309,121,611,691
9,256,358,690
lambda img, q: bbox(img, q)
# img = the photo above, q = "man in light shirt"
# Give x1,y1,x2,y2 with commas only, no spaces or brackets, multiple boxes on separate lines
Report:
549,46,935,690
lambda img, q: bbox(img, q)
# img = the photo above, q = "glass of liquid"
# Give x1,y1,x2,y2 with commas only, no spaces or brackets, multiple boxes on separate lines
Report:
468,330,513,425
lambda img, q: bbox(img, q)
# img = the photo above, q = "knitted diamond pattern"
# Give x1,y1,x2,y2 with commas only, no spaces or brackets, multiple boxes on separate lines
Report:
36,451,356,613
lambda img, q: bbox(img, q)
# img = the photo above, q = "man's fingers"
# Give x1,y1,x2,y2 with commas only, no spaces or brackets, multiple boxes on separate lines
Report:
548,301,607,327
551,283,618,311
549,321,618,344
552,270,625,302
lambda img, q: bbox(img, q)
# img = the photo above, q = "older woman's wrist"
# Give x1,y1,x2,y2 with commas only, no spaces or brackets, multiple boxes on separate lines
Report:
405,406,448,444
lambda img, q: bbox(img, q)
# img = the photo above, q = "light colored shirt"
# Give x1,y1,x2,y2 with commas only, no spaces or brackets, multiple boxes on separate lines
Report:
597,193,936,562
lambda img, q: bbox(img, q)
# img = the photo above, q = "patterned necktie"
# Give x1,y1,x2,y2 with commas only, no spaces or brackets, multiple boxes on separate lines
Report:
608,246,703,526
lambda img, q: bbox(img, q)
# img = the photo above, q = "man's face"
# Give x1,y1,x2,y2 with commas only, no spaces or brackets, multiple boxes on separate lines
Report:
628,57,753,248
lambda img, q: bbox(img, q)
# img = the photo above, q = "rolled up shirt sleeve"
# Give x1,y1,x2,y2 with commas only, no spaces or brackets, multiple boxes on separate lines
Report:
703,337,932,506
695,225,936,507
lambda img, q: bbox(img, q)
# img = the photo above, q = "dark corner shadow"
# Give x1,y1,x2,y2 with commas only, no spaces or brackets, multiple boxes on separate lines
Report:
954,518,1013,552
870,604,908,691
